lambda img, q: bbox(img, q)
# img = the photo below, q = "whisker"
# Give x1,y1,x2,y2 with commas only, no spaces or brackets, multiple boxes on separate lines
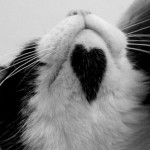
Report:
126,47,150,54
15,53,37,62
128,43,150,47
0,46,56,86
0,55,38,74
12,57,45,79
119,10,150,29
0,51,35,63
127,26,150,35
3,51,48,82
19,61,41,85
128,39,150,42
122,18,150,31
0,60,38,86
0,44,37,59
19,51,55,84
128,34,150,37
0,56,41,86
0,46,54,75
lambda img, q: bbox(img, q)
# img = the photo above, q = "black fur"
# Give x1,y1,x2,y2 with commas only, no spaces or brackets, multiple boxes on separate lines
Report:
70,44,106,103
119,0,150,105
0,40,44,150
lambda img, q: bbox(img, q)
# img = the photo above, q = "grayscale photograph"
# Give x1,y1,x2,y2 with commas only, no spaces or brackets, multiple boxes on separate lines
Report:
0,0,150,150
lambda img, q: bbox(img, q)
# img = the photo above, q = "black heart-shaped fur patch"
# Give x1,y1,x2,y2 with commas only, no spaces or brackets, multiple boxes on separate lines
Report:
70,44,107,103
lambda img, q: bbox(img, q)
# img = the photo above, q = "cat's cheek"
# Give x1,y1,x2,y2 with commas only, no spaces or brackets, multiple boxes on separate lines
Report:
85,14,127,58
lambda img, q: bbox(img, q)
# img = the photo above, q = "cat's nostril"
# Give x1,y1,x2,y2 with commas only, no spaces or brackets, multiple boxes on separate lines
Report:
67,10,91,17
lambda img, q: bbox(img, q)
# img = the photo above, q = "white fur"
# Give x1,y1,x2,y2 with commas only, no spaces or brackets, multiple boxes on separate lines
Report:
23,13,149,150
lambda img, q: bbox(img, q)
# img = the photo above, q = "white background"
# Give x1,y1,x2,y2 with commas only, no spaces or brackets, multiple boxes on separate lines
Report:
0,0,134,60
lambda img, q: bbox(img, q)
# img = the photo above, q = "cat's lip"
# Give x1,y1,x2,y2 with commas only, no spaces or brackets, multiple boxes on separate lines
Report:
85,14,127,57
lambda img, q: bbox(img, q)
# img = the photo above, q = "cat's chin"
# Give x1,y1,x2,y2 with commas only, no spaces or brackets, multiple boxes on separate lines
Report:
71,29,107,51
85,14,127,58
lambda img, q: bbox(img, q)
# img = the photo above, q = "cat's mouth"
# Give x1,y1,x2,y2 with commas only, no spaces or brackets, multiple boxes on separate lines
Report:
40,12,124,103
40,14,109,102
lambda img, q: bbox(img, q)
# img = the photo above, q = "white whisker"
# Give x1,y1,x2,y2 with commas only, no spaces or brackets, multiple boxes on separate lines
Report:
15,53,37,62
122,18,150,31
127,26,150,35
120,10,150,29
0,50,35,61
128,39,150,42
19,52,55,84
0,55,38,74
0,56,40,86
19,60,44,85
0,43,38,60
13,53,48,83
0,46,56,86
128,43,150,47
127,47,150,54
128,34,150,37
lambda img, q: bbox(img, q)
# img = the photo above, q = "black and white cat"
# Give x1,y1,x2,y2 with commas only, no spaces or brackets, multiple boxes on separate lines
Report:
1,0,150,149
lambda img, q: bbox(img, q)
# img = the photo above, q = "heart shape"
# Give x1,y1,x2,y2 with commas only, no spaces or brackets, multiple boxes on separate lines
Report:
70,44,107,103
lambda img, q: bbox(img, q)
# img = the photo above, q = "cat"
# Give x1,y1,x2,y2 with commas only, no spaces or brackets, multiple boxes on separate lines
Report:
1,0,150,149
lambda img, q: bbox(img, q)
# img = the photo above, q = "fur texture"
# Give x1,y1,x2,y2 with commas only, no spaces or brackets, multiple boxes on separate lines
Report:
1,1,150,150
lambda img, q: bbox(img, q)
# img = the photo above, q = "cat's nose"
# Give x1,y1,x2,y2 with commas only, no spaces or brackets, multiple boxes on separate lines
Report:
67,10,91,17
